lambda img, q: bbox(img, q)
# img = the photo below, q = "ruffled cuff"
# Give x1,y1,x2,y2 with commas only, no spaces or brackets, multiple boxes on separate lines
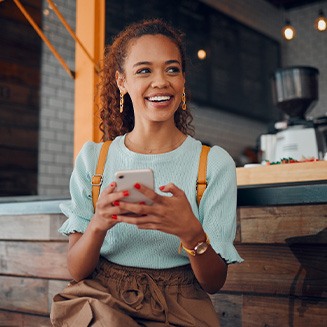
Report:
212,241,244,264
59,201,90,236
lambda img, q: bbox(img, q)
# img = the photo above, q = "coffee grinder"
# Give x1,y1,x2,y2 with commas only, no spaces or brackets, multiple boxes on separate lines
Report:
260,66,326,162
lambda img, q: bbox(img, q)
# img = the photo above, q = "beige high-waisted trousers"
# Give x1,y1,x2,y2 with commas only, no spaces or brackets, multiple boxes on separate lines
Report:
50,257,220,327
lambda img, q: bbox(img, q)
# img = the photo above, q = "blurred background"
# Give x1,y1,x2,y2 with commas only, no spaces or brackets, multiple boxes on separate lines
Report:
0,0,326,197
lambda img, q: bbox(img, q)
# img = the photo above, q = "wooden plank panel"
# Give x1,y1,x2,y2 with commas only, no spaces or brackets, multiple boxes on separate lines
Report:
223,244,327,297
0,241,70,279
0,126,38,150
0,81,39,107
0,310,51,327
0,171,37,196
209,293,242,327
0,41,41,67
0,276,49,315
0,214,67,241
0,0,42,26
0,148,37,171
242,295,327,327
237,161,327,185
0,60,40,87
235,208,241,243
0,105,39,128
0,276,67,315
239,205,327,244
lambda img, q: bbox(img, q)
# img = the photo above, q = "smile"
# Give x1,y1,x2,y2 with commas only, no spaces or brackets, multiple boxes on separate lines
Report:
146,95,172,102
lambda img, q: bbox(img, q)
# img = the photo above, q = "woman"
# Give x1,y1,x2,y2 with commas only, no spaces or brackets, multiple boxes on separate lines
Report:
51,18,243,327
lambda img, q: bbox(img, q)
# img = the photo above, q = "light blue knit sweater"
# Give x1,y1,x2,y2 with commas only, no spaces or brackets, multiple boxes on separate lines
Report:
59,135,243,268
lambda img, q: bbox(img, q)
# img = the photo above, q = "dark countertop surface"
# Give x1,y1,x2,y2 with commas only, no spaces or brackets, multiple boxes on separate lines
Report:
237,180,327,207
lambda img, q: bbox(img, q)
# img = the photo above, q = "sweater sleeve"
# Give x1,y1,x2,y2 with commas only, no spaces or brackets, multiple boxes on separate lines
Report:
199,146,243,264
58,142,102,236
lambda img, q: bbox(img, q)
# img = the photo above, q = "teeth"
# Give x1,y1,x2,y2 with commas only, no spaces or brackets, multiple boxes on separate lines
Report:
148,96,171,102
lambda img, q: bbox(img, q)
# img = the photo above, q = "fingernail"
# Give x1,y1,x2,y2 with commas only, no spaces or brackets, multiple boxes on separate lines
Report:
110,182,115,187
123,190,129,197
112,214,117,220
139,201,146,205
134,183,141,190
159,186,165,191
113,201,120,206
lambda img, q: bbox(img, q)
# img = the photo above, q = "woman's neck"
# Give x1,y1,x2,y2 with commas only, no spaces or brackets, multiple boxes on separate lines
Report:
125,127,186,154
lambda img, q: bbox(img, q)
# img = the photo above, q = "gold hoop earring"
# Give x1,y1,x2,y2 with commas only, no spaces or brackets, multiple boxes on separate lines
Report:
182,88,187,111
119,92,124,113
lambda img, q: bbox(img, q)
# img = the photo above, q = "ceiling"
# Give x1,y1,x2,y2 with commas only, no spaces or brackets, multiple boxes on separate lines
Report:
265,0,324,9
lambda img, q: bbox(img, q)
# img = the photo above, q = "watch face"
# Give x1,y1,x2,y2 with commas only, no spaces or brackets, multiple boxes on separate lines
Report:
195,242,208,255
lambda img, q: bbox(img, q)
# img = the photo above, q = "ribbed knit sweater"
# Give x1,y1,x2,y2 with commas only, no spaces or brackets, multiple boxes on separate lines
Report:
59,135,243,268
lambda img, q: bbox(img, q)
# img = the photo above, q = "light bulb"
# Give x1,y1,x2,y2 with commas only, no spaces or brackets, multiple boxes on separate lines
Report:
197,49,207,60
315,10,327,32
282,20,296,40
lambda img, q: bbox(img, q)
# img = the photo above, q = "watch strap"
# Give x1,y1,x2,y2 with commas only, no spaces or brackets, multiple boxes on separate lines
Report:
178,233,210,256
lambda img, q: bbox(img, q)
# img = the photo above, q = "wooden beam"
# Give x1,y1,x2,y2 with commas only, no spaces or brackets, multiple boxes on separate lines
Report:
0,310,51,326
0,276,67,315
239,205,327,244
0,214,67,241
0,241,70,280
224,244,327,297
242,295,327,327
74,0,105,158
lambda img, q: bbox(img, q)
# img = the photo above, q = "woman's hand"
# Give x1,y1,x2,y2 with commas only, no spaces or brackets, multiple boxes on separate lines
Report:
67,181,132,281
115,183,204,243
115,182,227,293
90,181,129,232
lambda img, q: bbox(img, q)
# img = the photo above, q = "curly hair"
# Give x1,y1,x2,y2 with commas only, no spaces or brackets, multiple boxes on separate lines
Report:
98,18,194,141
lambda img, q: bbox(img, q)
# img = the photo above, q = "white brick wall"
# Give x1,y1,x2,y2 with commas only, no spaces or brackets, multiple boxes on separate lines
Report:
281,1,327,118
192,104,266,160
38,0,75,196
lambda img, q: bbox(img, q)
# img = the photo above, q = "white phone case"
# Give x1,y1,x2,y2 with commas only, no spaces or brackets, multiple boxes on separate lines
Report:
114,169,154,205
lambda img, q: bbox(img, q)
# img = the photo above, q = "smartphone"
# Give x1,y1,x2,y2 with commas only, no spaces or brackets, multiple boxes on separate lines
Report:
114,169,154,205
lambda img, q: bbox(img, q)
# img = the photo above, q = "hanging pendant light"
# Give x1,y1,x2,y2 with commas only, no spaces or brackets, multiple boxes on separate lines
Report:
314,9,327,32
197,49,207,60
282,19,296,41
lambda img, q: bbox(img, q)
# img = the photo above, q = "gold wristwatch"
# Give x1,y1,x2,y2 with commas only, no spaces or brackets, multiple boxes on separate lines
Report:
179,233,210,256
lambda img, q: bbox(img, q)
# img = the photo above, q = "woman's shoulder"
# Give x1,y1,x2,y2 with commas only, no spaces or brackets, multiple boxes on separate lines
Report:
204,144,236,180
76,136,123,166
77,141,103,158
209,145,235,165
186,136,235,167
78,136,122,156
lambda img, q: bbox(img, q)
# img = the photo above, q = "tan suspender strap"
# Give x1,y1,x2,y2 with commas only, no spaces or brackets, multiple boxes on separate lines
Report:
197,145,210,204
91,140,112,211
91,141,208,210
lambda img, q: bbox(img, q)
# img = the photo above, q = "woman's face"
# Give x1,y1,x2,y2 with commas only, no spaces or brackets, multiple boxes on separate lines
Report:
116,34,185,126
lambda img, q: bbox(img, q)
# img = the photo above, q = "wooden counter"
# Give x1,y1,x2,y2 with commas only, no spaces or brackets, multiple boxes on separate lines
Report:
237,161,327,186
0,164,326,326
0,204,326,327
236,161,327,207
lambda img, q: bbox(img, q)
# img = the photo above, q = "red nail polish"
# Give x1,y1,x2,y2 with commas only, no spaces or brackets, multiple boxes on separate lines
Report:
112,214,117,220
139,201,146,205
159,186,165,191
123,190,129,197
134,183,141,190
110,182,115,187
113,201,120,206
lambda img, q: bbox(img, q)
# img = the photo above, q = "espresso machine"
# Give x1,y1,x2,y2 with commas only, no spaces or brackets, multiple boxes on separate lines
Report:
260,66,327,162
